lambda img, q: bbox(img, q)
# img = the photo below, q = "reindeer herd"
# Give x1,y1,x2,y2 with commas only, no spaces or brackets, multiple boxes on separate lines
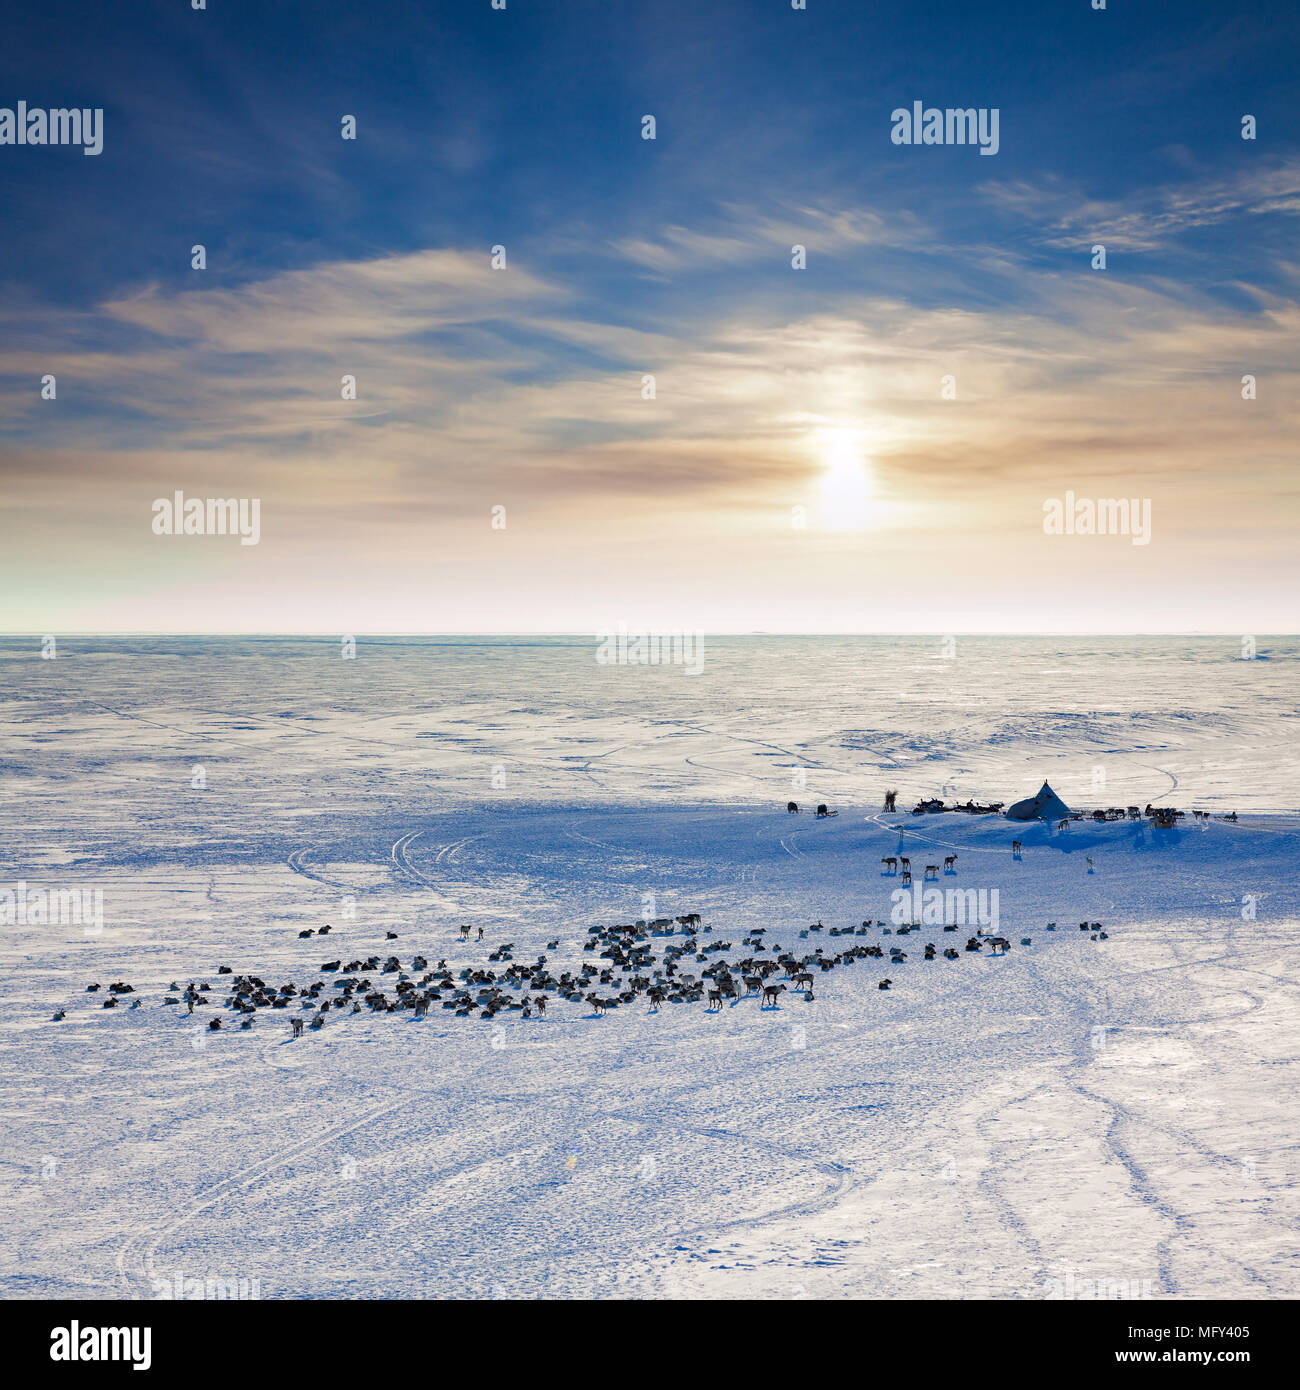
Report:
64,898,1041,1035
69,783,1189,1033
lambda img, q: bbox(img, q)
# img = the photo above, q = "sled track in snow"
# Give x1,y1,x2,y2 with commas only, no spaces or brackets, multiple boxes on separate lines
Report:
390,831,485,887
390,831,434,887
287,846,363,892
114,1092,412,1296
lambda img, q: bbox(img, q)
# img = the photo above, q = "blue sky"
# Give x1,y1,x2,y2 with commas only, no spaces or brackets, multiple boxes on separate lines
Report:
2,0,1299,631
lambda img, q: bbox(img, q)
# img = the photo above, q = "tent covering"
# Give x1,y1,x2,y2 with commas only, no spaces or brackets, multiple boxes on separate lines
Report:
1005,781,1072,822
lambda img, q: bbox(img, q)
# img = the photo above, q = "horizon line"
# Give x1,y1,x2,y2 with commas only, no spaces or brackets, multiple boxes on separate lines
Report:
2,631,1296,640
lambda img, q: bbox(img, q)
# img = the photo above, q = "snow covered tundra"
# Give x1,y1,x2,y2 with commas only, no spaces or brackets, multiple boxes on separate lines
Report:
1,636,1297,1300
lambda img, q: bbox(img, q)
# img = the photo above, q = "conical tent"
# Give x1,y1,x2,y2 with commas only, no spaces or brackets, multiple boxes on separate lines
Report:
1005,781,1072,822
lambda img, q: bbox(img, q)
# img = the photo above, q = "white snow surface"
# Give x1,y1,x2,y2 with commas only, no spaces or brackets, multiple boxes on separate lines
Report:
1,635,1298,1299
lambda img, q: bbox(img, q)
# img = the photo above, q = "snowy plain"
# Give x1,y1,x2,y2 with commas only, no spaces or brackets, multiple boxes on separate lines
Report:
1,634,1297,1299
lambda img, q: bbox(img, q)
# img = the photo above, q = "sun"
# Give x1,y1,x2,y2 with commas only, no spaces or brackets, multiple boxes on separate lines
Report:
816,429,875,530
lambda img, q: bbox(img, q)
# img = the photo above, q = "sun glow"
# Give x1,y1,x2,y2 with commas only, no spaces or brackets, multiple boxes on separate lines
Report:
816,429,875,530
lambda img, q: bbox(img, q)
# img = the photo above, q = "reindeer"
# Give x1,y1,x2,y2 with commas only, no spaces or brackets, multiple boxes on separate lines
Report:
900,870,912,886
884,789,898,812
899,856,911,872
792,971,814,992
706,990,723,1011
943,854,957,872
459,925,471,941
881,856,897,873
924,864,939,880
1086,856,1094,873
1011,840,1022,857
742,976,762,996
787,801,799,814
986,937,1011,955
762,984,787,1007
290,1017,304,1038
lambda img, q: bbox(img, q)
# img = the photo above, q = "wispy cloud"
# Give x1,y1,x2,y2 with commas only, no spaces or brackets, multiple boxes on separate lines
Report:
980,159,1300,252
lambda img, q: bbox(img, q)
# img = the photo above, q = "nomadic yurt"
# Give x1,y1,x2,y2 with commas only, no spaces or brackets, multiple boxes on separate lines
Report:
1005,780,1072,822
